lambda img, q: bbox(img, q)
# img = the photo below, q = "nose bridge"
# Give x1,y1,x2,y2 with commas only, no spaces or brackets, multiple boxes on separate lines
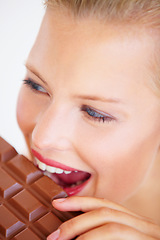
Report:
32,103,73,150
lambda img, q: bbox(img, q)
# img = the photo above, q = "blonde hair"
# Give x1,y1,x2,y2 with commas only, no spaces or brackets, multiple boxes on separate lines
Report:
44,0,160,27
44,0,160,95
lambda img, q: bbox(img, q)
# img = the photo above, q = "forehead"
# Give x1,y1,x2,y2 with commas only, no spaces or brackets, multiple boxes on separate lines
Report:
31,7,157,64
28,8,158,96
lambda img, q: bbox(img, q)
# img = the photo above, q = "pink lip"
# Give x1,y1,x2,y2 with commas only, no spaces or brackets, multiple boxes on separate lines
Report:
64,178,90,196
31,149,79,172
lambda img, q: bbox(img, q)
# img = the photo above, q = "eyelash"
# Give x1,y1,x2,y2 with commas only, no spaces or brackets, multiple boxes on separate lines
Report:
81,105,115,123
23,79,47,93
23,79,115,124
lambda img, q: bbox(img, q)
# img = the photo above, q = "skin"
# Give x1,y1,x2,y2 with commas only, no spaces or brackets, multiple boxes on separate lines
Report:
17,7,160,239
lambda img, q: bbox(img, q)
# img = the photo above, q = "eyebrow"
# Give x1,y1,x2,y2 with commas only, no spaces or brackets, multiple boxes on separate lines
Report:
25,63,48,85
74,94,124,104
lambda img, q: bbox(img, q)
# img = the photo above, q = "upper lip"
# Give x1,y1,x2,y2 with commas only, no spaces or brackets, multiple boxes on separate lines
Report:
31,149,80,172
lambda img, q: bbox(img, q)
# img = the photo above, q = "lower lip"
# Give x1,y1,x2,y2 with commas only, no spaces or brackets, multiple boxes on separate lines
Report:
63,178,90,196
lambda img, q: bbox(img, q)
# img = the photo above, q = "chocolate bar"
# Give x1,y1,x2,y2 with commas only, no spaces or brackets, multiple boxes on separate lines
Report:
0,137,79,239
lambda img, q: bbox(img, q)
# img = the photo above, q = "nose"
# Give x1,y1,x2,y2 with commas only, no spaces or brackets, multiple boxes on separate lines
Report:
32,104,74,151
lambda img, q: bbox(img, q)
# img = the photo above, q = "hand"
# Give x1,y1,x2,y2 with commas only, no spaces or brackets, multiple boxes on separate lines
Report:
47,196,160,240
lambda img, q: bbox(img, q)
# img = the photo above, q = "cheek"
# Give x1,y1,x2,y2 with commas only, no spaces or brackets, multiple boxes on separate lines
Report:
16,86,45,136
76,124,159,202
17,87,36,134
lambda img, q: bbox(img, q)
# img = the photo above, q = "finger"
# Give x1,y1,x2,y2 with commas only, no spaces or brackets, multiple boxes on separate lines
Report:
76,223,157,240
53,196,153,222
57,207,160,240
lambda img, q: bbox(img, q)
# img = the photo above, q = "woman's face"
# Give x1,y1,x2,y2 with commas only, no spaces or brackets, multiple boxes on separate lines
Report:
17,8,160,203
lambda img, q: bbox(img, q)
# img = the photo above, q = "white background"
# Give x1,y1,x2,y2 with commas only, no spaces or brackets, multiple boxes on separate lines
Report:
0,0,45,156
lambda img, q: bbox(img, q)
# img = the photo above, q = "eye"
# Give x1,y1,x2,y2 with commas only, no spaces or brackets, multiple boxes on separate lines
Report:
81,105,115,123
23,79,47,94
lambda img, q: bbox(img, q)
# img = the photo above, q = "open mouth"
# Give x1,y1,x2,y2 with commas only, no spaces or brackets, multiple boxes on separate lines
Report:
34,157,91,196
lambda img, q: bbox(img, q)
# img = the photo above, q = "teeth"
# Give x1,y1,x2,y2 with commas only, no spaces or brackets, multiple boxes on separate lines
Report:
70,180,84,188
39,162,46,171
77,180,83,185
46,165,57,173
70,184,76,187
56,168,64,174
35,158,46,171
35,157,77,175
64,170,72,174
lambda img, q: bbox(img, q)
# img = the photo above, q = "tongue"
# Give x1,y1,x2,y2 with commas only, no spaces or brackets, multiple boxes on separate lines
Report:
55,171,90,185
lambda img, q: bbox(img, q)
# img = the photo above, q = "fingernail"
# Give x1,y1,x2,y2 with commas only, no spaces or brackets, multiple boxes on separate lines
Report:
53,198,66,203
47,229,60,240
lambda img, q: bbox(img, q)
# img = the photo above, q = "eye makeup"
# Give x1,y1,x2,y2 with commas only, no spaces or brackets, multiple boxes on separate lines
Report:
81,105,116,123
23,79,47,94
23,79,116,124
